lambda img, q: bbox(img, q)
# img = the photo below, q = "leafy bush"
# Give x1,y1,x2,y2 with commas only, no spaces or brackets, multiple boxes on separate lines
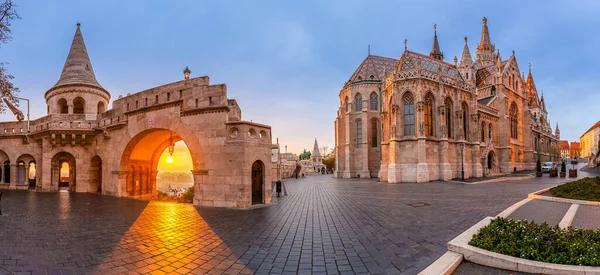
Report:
551,177,600,201
178,186,194,203
156,187,194,204
470,217,600,266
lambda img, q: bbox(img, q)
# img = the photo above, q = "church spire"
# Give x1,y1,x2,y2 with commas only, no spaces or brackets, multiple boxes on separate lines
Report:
459,36,473,67
51,23,105,91
430,24,443,61
476,17,496,67
312,138,322,158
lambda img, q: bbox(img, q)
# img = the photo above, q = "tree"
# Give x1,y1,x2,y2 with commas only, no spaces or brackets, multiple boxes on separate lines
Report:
322,151,335,172
0,0,20,113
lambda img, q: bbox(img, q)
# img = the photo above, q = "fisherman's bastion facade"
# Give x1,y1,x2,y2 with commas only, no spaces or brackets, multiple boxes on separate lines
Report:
0,24,274,208
334,18,560,182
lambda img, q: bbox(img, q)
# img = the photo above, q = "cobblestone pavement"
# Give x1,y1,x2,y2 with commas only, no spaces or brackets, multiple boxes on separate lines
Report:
0,173,588,275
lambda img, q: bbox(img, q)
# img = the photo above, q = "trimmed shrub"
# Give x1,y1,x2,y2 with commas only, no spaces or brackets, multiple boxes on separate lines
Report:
470,217,600,266
551,177,600,201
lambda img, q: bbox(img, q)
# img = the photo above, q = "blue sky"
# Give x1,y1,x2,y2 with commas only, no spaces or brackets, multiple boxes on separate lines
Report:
1,0,599,154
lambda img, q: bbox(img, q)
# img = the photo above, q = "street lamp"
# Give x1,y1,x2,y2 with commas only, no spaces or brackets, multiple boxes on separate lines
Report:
461,133,465,181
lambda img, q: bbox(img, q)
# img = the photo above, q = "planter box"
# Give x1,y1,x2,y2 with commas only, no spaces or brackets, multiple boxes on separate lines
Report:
559,172,566,178
536,172,543,177
568,169,577,178
549,170,558,177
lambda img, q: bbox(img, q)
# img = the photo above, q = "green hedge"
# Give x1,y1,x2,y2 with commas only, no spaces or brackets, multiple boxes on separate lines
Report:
469,217,600,266
551,176,600,201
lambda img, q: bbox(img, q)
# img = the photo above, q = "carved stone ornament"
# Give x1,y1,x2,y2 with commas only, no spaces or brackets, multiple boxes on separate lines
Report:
438,106,445,115
416,101,424,112
419,122,424,135
471,113,479,122
455,110,462,118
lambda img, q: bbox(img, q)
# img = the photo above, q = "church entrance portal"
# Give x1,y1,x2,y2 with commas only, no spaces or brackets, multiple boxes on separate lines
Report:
252,160,264,205
120,129,195,201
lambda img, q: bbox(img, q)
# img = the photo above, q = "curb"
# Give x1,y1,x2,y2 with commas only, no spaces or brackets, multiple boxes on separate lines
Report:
447,216,600,275
418,251,463,275
528,184,600,206
458,174,534,185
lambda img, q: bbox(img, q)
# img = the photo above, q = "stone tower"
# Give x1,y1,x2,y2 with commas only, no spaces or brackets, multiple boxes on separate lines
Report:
311,138,322,164
45,23,110,115
459,36,474,83
476,17,496,67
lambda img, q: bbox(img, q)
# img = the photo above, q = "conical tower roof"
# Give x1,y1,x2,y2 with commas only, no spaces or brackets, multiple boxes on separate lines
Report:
480,17,492,46
50,23,105,92
429,24,443,61
459,36,473,67
312,138,322,158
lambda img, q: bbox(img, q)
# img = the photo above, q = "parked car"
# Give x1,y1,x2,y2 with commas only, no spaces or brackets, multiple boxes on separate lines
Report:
541,162,554,173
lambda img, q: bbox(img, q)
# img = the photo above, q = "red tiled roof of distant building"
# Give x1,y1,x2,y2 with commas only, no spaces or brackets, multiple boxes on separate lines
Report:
570,142,580,150
560,140,569,149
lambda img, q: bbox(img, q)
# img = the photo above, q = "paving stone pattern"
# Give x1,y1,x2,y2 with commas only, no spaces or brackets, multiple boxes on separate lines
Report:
571,205,600,230
0,176,565,274
507,199,571,226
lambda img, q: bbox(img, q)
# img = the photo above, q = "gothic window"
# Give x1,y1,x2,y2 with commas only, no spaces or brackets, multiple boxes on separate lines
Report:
466,72,469,80
403,93,414,136
445,98,453,138
356,119,362,148
462,102,468,140
481,121,486,142
489,124,492,140
369,93,378,111
510,103,518,139
355,94,363,112
371,118,378,147
73,97,85,114
424,94,434,136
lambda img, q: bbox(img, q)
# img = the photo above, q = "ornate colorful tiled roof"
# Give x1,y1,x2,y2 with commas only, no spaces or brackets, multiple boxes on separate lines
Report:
475,65,495,87
348,55,396,85
398,51,465,81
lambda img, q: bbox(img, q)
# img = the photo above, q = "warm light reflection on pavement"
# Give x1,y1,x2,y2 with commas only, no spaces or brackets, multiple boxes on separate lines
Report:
95,201,251,274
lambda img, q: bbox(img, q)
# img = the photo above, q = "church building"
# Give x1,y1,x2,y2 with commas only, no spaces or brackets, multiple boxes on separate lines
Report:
334,18,560,182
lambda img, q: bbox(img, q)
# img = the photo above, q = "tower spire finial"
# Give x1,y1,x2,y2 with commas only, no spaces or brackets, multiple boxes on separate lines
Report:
404,39,407,51
368,44,370,56
528,62,532,73
76,22,81,27
430,24,443,60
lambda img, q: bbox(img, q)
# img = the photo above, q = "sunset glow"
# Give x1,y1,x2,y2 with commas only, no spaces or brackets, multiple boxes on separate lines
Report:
157,141,193,172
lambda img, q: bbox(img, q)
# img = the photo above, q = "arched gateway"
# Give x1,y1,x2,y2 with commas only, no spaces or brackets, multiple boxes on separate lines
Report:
0,24,274,208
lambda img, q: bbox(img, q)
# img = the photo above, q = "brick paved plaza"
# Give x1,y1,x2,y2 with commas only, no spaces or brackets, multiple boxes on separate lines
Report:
0,174,590,275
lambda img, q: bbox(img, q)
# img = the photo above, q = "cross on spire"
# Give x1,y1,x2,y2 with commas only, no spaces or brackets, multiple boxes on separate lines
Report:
404,39,407,51
528,62,532,73
368,44,370,56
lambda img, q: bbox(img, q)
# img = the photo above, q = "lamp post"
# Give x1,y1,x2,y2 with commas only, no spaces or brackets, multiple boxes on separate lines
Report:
16,97,30,132
461,133,465,181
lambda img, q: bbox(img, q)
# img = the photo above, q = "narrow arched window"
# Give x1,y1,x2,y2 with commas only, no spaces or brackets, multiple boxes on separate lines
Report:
510,103,518,139
481,121,486,142
489,124,492,140
424,94,434,136
355,94,363,112
403,93,414,136
462,102,469,140
356,119,362,148
371,118,378,147
445,98,453,138
344,96,349,112
369,93,378,111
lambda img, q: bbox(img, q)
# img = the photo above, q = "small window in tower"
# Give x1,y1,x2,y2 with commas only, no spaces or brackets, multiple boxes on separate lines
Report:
145,98,148,106
135,100,138,109
167,93,171,101
155,95,159,104
127,103,129,111
179,90,183,98
209,97,213,105
195,99,198,108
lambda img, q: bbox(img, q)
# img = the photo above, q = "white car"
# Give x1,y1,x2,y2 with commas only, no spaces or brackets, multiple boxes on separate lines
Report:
541,162,554,173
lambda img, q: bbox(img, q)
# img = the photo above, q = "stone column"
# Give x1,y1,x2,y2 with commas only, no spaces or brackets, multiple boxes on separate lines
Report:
438,106,452,181
68,104,73,114
359,106,370,178
191,170,207,206
416,101,429,182
333,118,341,177
9,164,17,189
387,140,401,183
343,107,351,178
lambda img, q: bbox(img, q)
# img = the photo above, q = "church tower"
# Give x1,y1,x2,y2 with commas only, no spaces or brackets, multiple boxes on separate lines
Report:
429,24,443,61
311,138,322,164
45,23,110,116
459,36,474,83
555,122,560,140
476,17,496,67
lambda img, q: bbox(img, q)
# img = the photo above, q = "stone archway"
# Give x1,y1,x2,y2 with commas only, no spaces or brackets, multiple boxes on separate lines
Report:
487,151,498,174
119,128,199,200
252,160,264,205
51,152,76,192
16,154,36,188
90,155,102,193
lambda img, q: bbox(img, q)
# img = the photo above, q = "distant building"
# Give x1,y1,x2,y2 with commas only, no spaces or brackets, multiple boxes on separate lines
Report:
580,120,600,158
570,142,581,159
559,140,570,159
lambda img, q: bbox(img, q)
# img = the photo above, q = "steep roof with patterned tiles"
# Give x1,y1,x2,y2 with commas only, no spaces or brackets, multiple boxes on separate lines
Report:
347,54,396,85
571,142,581,150
398,51,465,81
560,140,570,150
